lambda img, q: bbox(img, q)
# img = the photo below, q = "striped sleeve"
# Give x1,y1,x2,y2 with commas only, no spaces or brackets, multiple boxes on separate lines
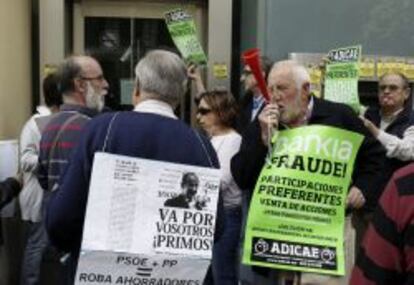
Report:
351,166,414,285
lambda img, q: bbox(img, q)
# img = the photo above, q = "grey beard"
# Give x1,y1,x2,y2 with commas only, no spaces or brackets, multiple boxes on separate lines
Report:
86,84,105,111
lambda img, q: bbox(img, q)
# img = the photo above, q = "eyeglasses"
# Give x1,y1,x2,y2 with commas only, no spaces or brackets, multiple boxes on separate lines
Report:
379,84,405,92
197,107,212,115
80,74,105,81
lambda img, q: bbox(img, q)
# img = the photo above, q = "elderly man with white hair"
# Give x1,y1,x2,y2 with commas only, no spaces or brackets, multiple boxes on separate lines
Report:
231,60,384,284
45,50,220,283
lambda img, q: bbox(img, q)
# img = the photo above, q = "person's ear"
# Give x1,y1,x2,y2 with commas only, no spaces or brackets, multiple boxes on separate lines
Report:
132,87,141,105
132,79,141,105
404,87,411,101
74,78,86,93
301,82,310,100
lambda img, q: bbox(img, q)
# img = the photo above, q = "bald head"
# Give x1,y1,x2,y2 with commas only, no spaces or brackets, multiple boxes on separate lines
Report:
269,60,311,91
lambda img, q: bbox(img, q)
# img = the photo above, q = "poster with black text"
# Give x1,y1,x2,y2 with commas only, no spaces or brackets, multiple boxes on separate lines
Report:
75,153,221,284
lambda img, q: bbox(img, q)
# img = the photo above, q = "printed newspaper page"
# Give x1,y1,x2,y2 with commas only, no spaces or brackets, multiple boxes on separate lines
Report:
76,152,221,284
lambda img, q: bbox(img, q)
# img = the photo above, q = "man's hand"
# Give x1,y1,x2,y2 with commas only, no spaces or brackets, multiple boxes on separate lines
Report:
258,103,279,146
359,116,379,138
346,186,366,209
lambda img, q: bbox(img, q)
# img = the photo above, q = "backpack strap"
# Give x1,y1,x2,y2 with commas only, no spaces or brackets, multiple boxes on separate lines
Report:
194,130,214,168
102,112,120,152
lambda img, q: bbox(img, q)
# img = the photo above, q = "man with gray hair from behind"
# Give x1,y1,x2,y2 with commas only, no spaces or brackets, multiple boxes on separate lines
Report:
46,49,221,284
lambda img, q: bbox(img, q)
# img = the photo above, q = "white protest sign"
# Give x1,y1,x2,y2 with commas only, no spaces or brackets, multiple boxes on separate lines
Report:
76,152,221,284
0,139,18,180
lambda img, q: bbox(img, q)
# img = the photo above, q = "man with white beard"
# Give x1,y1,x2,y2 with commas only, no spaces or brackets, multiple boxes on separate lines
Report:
37,55,108,284
38,55,108,192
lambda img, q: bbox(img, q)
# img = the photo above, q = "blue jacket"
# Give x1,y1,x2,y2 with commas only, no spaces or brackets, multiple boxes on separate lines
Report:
46,111,220,253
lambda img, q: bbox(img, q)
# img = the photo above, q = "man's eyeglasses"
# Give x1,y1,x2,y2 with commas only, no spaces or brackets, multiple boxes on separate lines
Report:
379,84,405,92
80,74,105,81
197,107,212,115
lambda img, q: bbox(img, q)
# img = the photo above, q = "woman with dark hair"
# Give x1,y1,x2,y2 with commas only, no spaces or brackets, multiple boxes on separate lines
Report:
197,89,242,285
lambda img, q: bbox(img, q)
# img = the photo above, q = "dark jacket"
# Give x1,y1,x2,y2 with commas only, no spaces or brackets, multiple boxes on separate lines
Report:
0,177,21,210
164,194,191,209
231,97,385,210
0,177,21,245
164,194,206,210
364,104,414,203
236,91,265,135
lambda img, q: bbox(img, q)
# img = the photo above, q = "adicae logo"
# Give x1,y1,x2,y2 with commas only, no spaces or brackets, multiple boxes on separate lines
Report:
254,239,269,255
320,248,335,262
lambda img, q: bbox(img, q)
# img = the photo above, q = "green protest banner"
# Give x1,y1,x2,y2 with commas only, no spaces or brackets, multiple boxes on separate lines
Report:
324,45,361,112
243,125,363,276
165,8,207,65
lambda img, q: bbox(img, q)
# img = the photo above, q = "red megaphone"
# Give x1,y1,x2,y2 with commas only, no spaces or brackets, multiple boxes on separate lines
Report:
242,48,270,103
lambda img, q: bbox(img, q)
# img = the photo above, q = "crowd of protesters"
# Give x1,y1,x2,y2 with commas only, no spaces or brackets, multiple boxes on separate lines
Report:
0,49,413,285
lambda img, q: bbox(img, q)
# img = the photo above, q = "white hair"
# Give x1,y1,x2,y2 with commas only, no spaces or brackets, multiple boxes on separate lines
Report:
271,60,310,90
135,50,188,107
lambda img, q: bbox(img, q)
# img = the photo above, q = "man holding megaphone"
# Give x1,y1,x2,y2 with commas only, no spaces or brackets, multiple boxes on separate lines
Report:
231,59,384,285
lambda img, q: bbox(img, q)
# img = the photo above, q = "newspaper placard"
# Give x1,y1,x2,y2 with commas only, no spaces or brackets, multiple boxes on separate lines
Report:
324,45,361,112
165,8,207,65
76,153,221,284
243,126,363,276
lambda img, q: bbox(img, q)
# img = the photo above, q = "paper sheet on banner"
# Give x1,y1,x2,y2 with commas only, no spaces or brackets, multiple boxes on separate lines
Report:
76,152,220,284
